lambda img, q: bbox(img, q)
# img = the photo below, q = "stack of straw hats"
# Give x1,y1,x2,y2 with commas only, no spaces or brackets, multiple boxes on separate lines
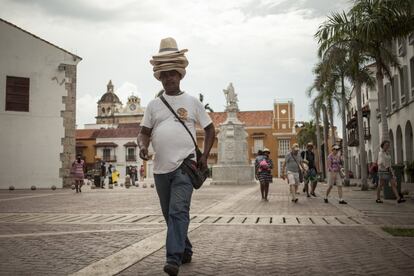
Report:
150,37,189,80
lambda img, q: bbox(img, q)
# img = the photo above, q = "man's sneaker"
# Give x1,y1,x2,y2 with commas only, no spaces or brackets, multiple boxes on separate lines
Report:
163,263,179,276
339,200,347,204
324,198,328,203
182,252,192,264
310,192,317,197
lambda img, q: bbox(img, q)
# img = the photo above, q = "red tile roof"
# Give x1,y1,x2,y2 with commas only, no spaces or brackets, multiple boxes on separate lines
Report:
96,127,140,138
76,129,98,139
209,111,273,127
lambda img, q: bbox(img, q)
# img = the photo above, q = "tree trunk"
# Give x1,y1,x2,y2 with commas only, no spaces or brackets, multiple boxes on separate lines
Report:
355,81,368,190
315,110,323,175
328,98,336,146
341,76,350,186
376,63,389,142
322,104,329,180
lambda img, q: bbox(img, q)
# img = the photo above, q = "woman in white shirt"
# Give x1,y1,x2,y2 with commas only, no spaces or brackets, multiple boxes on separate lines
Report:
376,140,405,203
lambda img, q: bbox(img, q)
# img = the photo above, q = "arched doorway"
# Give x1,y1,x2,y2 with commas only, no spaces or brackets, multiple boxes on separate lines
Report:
396,126,403,164
406,121,413,162
389,130,395,164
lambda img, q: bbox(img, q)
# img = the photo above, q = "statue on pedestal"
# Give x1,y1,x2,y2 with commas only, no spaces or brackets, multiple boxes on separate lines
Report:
211,83,255,185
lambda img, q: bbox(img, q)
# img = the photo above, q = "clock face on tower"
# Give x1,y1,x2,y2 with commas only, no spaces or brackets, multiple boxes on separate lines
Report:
281,109,287,114
129,104,136,111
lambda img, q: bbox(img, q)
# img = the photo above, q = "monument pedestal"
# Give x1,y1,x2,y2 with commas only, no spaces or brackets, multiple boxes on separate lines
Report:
211,84,256,185
211,165,256,185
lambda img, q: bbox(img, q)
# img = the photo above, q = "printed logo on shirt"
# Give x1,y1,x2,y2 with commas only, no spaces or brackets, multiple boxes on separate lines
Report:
176,107,188,121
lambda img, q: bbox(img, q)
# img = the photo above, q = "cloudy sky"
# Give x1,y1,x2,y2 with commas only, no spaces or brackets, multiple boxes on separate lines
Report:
1,0,350,130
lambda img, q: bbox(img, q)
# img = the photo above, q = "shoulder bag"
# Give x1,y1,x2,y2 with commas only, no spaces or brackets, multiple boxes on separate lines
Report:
291,152,304,183
159,95,209,189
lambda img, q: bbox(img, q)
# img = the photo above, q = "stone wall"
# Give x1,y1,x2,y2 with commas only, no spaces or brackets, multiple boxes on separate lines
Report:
60,64,77,188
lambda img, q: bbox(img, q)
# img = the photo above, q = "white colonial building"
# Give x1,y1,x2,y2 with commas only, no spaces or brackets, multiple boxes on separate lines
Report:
0,18,81,189
381,35,414,172
346,34,414,182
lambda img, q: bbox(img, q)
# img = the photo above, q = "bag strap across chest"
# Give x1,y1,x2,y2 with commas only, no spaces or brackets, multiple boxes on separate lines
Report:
159,95,199,151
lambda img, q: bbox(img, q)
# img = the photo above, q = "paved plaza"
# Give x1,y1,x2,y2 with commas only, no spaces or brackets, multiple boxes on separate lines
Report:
1,179,414,275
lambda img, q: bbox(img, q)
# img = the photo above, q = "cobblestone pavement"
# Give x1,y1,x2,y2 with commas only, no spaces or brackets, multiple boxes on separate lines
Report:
0,179,414,275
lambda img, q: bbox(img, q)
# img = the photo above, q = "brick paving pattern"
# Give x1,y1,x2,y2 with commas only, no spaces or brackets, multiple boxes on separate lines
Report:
0,179,413,275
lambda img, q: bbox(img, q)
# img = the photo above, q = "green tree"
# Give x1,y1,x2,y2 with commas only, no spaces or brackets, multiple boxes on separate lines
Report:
297,121,317,148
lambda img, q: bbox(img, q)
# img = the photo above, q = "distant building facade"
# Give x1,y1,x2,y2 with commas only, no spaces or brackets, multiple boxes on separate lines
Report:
0,18,81,189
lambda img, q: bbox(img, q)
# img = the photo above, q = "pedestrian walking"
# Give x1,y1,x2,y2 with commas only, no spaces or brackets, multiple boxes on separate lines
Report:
376,140,405,203
140,164,145,182
137,37,215,276
108,163,113,184
100,161,106,188
112,168,120,184
282,143,304,203
324,145,347,204
71,154,85,193
255,148,273,201
369,162,379,188
129,165,137,186
301,142,318,197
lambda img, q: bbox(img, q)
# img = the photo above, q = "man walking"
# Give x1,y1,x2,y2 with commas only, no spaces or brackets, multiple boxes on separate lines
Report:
282,143,304,203
138,37,215,276
301,142,318,197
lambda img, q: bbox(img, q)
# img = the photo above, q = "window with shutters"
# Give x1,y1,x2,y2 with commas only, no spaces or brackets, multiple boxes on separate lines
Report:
5,76,30,112
278,139,290,156
400,66,409,103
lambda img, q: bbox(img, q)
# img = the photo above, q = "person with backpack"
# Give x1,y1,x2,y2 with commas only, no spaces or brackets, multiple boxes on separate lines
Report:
282,143,304,203
301,142,318,197
255,148,273,201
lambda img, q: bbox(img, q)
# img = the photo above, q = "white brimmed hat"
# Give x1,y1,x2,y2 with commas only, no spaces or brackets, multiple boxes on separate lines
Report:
150,37,188,80
292,143,300,150
263,148,270,153
332,144,341,150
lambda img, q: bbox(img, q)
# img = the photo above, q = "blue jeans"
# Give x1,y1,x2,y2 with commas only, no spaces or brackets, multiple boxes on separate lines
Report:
154,167,193,265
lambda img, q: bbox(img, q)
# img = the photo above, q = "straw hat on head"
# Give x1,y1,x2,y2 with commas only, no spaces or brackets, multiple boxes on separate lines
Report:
150,37,189,81
307,142,314,147
332,144,341,150
292,143,300,150
263,148,270,153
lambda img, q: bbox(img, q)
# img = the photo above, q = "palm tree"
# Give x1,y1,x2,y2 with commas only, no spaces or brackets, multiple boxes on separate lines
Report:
317,0,414,142
350,0,414,141
310,98,324,177
317,45,352,185
307,76,332,179
316,11,376,190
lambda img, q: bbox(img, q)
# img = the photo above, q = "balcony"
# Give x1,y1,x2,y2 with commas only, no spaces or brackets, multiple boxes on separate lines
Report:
348,130,359,147
102,155,117,162
126,155,136,161
348,126,371,147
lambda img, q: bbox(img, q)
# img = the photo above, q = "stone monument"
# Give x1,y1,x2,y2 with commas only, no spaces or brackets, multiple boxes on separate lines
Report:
211,83,256,185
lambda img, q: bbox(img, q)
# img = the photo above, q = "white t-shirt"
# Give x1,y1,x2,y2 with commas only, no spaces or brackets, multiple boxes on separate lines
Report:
141,92,212,174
